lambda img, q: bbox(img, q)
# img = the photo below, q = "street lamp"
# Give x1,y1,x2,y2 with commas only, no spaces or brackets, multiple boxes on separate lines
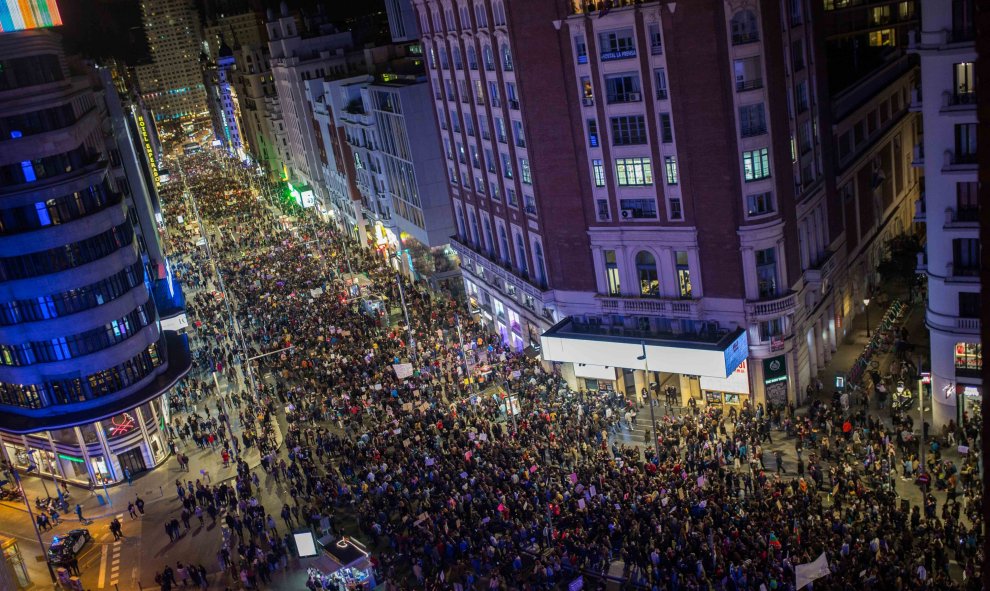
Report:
862,297,872,338
6,468,56,582
637,341,661,461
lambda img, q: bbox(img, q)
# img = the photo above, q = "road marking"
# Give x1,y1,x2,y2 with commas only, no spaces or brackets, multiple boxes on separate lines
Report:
107,515,125,587
97,545,108,588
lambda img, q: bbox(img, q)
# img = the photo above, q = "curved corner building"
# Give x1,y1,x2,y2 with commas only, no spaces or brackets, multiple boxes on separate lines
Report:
0,30,191,486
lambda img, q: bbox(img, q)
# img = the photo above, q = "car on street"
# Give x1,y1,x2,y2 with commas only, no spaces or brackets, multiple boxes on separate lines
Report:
47,529,91,564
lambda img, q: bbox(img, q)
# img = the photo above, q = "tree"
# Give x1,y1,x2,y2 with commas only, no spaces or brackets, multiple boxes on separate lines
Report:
876,233,923,299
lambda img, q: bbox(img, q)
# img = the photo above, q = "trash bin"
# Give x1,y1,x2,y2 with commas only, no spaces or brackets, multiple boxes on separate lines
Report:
96,494,106,506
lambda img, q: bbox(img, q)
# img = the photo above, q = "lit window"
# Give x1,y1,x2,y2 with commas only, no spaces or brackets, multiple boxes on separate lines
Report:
615,157,653,186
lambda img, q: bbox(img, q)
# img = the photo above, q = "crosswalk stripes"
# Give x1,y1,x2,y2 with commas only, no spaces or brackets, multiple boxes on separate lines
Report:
106,513,123,588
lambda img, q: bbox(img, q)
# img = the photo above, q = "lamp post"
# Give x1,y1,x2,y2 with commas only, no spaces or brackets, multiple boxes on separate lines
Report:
862,297,872,338
8,468,56,582
638,341,661,461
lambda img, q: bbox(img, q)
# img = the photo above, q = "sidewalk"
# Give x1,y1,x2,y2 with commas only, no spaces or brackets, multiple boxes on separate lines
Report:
2,369,282,523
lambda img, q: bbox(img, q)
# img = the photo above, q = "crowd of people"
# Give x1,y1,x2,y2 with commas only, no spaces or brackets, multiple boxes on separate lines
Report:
150,150,982,591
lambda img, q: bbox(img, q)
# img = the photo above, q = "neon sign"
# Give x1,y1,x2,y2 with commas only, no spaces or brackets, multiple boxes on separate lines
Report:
107,412,137,437
136,113,160,187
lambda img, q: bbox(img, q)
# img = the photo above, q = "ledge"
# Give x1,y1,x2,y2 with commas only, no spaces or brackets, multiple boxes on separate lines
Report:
0,331,192,434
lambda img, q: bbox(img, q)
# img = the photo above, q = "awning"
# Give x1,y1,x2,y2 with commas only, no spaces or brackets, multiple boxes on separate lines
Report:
541,318,748,379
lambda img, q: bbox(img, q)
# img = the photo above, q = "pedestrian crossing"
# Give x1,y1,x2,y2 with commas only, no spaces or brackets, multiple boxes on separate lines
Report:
97,513,124,589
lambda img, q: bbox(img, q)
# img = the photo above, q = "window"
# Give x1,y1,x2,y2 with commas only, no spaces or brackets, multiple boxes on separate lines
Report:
604,74,641,103
615,157,653,186
467,47,478,70
533,242,547,287
497,225,510,263
663,156,678,185
598,29,636,60
500,44,513,71
791,39,805,71
953,62,976,104
592,159,606,187
604,250,621,295
959,293,980,318
795,81,809,113
514,233,528,275
734,57,763,91
759,318,783,341
587,119,600,147
955,342,981,373
495,117,506,142
507,188,518,207
520,158,531,184
654,68,668,100
659,113,673,143
482,218,495,256
475,2,487,27
755,247,778,298
954,123,977,163
493,0,506,26
524,193,537,215
500,152,513,178
635,251,660,296
512,120,525,147
743,148,771,181
610,115,647,145
668,198,683,220
580,76,593,100
488,81,500,106
483,45,495,70
676,251,692,298
746,191,775,216
648,23,663,54
953,0,975,40
953,238,980,275
575,36,588,64
596,199,610,220
731,10,759,44
739,103,767,137
789,0,803,24
956,182,979,221
868,29,895,47
453,47,463,70
620,199,658,219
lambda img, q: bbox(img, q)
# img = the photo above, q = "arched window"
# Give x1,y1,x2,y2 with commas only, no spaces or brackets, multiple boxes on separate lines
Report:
730,10,759,45
483,217,495,256
636,251,659,296
534,241,547,287
498,225,510,264
515,232,528,275
482,45,495,70
455,207,466,240
469,213,480,248
467,46,478,70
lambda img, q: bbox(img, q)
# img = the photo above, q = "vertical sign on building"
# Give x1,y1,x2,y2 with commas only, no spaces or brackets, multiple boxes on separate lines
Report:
136,114,160,187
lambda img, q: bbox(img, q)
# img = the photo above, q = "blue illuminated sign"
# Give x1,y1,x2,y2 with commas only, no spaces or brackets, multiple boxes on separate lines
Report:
722,330,749,378
600,49,637,61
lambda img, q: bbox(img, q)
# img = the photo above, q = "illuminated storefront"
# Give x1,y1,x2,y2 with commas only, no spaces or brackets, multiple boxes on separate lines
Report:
0,396,171,487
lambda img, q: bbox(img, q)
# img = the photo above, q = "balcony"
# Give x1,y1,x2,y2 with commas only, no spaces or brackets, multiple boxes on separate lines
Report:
913,197,926,223
736,78,763,92
909,88,922,112
943,149,977,172
745,291,797,322
449,234,550,298
957,317,980,332
911,143,924,168
944,206,979,228
942,91,977,113
597,295,702,318
803,250,836,287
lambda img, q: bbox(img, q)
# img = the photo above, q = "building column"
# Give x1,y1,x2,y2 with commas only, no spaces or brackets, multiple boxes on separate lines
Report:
93,423,117,483
73,427,96,486
134,405,155,468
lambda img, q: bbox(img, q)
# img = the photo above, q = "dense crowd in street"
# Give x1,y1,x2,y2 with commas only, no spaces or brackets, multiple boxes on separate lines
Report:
151,150,983,591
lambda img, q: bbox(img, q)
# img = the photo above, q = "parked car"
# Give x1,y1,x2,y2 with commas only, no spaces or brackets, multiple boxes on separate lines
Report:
48,529,90,564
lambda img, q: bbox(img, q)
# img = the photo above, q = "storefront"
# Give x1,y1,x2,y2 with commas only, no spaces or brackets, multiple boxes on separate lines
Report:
0,396,171,488
762,355,789,407
574,364,618,394
700,360,751,407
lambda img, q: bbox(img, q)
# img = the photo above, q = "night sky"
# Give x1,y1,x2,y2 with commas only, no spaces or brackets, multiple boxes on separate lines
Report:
57,0,386,63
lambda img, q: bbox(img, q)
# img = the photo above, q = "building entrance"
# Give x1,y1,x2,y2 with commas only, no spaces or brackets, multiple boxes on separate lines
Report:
117,447,147,476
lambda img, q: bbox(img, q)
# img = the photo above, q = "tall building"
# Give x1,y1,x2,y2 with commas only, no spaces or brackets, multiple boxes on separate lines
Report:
137,0,208,121
385,0,420,42
203,11,266,61
203,39,246,156
415,0,920,408
311,74,455,280
231,42,282,176
415,0,596,353
0,28,191,485
266,4,358,206
910,0,978,427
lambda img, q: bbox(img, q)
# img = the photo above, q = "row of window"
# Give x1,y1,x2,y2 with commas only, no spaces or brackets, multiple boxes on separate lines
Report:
0,221,134,283
603,249,693,299
0,145,91,187
573,24,663,65
0,54,63,92
0,181,119,236
0,301,156,367
0,261,145,327
424,1,506,36
0,340,164,409
0,103,77,140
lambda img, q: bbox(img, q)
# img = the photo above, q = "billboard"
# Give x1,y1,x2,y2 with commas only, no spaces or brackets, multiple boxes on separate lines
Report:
0,0,62,32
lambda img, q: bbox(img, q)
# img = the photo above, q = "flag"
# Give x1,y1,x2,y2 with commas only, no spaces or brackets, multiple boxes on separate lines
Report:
795,552,830,590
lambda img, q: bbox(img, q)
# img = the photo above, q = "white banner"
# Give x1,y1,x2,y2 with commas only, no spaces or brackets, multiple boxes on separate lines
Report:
795,552,830,590
392,363,414,379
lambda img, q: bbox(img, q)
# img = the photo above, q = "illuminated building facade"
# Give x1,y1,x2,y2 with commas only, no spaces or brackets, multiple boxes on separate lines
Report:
137,0,208,120
0,28,191,486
